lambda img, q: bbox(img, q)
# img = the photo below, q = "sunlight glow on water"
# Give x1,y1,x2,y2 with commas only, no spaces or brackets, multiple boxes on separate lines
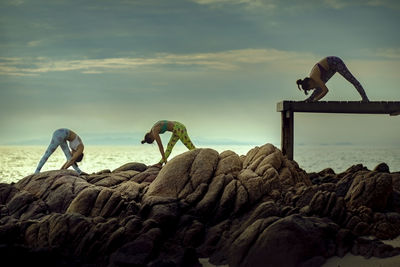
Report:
0,144,399,184
0,145,252,183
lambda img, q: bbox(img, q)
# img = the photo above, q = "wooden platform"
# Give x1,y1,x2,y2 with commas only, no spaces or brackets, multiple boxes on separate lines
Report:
277,101,400,115
276,101,400,160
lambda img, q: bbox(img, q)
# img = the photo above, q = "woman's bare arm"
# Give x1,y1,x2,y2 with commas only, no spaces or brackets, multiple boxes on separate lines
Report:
152,129,167,163
61,145,83,170
312,79,329,101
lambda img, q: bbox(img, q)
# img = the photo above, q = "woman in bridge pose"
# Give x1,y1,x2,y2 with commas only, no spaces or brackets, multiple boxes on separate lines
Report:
35,128,84,174
141,120,196,167
296,56,370,102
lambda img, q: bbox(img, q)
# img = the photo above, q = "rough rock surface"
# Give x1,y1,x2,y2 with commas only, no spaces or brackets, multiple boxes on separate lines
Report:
1,144,400,266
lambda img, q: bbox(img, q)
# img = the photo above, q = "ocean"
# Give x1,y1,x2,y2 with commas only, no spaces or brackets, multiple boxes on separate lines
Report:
0,144,399,184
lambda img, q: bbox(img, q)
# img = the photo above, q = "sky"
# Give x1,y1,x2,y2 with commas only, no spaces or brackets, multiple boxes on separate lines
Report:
0,0,399,147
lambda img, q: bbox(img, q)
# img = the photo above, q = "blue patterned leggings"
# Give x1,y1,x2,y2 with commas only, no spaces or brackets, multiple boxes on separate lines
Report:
326,56,369,101
35,128,82,174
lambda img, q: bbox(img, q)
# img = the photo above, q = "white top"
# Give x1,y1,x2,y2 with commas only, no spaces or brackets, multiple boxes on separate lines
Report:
69,135,82,150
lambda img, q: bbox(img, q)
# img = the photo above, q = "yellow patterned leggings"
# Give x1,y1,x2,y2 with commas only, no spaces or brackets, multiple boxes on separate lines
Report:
160,122,195,163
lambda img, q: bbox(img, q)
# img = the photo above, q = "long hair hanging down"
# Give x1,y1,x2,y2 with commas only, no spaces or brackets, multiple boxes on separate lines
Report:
296,78,310,95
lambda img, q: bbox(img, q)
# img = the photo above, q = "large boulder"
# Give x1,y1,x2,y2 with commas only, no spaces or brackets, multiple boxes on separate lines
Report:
345,171,393,211
238,144,311,204
215,150,242,176
144,149,219,200
113,162,147,173
229,214,338,267
15,170,90,213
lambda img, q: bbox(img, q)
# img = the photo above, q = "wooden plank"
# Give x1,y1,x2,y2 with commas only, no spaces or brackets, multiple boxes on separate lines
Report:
277,101,400,115
277,100,400,160
281,111,294,160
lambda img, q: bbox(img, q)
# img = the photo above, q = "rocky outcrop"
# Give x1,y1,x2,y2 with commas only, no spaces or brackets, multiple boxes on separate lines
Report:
0,144,399,266
345,171,393,211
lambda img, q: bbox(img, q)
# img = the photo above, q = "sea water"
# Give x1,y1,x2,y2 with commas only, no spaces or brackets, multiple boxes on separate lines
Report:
0,144,399,184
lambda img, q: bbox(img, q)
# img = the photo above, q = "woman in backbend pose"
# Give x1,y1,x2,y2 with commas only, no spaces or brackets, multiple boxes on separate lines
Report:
296,56,370,102
141,120,196,167
35,128,84,174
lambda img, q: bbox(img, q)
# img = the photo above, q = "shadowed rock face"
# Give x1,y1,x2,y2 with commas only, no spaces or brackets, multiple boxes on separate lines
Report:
229,214,338,267
0,144,400,266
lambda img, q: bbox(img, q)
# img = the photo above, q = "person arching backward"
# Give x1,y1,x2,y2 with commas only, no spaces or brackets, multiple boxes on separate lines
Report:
35,128,84,174
141,120,196,167
296,56,370,102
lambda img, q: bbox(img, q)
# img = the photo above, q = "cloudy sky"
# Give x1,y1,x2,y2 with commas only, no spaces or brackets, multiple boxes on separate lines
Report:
0,0,399,147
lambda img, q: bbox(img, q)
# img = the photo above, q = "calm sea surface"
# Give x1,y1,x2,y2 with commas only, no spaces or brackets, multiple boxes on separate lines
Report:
0,144,399,184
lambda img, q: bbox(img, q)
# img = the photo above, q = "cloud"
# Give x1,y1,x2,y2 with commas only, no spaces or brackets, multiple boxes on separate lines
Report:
323,0,348,9
191,0,276,10
3,0,24,6
365,0,400,9
0,57,36,76
192,0,234,3
373,48,400,59
2,48,398,77
27,40,43,47
0,49,314,76
191,0,400,10
323,0,400,9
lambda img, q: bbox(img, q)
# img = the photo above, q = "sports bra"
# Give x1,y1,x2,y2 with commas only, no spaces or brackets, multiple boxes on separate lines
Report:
69,135,82,150
158,120,169,134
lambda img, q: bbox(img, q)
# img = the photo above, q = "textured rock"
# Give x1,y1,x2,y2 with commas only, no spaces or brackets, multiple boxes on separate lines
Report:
345,172,393,211
67,187,102,216
113,162,148,173
374,162,390,173
229,215,338,267
109,228,162,266
1,144,399,267
15,170,89,213
392,173,400,192
144,149,219,200
215,150,242,176
237,144,311,205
